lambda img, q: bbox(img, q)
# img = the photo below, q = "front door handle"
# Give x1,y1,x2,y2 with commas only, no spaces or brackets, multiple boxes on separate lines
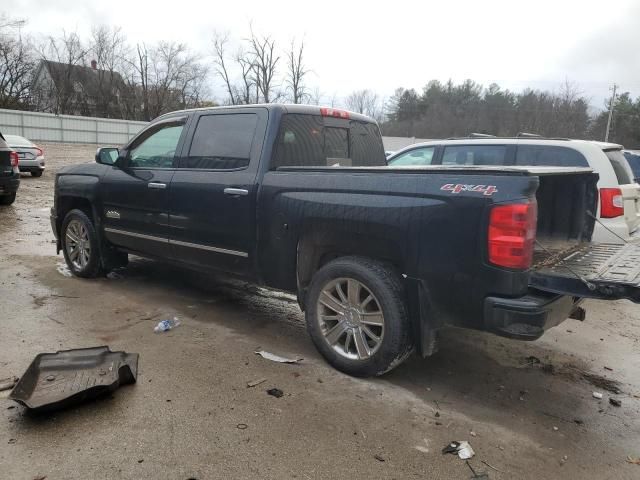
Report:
148,182,167,189
224,188,249,196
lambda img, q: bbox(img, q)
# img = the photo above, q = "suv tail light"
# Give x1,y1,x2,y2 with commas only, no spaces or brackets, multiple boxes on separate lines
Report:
35,146,44,157
488,201,538,269
9,151,19,172
600,188,624,218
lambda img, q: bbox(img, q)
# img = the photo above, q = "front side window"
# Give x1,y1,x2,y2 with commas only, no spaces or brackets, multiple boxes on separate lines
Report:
388,147,435,166
270,114,385,169
129,124,184,168
442,145,507,166
515,145,588,167
183,113,258,170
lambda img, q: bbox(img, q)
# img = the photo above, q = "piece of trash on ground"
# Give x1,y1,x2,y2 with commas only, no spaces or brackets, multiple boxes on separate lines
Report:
266,388,284,398
466,460,489,479
442,440,475,460
593,392,603,399
0,376,18,392
247,378,267,388
106,271,124,280
236,423,248,430
154,317,181,333
374,454,386,462
627,456,640,465
609,398,622,407
9,346,138,413
56,262,72,277
254,350,302,364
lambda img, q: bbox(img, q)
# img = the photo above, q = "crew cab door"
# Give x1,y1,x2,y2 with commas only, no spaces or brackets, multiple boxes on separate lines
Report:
101,116,188,258
168,108,267,276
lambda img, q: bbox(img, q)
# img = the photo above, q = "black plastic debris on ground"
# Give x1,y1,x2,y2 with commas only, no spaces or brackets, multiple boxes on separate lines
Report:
266,388,284,398
9,346,138,413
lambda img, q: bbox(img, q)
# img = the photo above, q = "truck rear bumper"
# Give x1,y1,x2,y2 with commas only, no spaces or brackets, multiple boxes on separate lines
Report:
484,290,580,340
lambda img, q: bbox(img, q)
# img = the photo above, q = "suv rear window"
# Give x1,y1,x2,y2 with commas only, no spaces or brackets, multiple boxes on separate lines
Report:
442,145,507,166
515,145,588,167
605,149,634,185
270,114,385,169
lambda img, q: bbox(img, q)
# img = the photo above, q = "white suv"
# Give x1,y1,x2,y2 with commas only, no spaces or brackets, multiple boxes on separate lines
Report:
387,137,640,243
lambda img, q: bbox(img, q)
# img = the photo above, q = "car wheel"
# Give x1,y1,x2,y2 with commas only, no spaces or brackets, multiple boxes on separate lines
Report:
0,193,16,206
305,256,413,377
31,170,43,177
61,209,103,278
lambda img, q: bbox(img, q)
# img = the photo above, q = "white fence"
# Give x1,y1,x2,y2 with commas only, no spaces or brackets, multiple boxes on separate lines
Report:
0,108,147,145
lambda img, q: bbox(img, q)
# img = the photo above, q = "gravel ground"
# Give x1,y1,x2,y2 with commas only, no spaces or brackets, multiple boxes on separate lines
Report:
0,143,639,480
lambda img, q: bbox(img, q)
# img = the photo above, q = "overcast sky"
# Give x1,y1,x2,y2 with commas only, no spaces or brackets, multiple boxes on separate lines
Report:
10,0,640,110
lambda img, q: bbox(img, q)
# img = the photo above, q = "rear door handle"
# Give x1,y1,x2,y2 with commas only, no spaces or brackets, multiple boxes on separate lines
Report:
148,182,167,189
224,188,249,196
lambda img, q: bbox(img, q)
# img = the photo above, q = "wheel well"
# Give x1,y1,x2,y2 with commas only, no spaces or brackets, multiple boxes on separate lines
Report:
296,230,405,301
57,197,94,230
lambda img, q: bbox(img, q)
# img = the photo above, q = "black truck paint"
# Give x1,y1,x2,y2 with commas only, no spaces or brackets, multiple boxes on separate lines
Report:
0,132,20,205
50,104,640,375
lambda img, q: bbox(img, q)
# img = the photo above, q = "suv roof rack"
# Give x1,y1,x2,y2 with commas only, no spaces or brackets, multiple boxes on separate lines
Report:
516,132,542,138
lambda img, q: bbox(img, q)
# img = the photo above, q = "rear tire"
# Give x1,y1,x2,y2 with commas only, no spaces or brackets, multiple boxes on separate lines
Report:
31,170,43,177
305,256,413,377
61,209,103,278
0,193,16,206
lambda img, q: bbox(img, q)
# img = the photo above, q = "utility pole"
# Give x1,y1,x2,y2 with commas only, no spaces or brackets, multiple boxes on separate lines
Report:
604,83,618,142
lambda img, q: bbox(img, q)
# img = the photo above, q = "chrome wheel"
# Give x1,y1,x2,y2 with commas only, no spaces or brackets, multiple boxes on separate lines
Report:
316,277,385,360
65,219,91,270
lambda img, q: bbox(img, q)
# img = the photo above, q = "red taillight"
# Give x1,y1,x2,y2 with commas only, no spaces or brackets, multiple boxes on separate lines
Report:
320,107,350,119
488,201,538,269
9,151,19,168
600,188,624,218
35,146,44,157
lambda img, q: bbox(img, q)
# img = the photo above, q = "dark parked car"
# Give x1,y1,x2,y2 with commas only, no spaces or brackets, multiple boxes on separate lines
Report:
0,132,20,206
4,134,45,177
50,105,640,376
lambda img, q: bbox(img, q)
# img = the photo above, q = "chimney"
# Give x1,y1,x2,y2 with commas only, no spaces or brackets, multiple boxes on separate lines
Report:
91,59,97,70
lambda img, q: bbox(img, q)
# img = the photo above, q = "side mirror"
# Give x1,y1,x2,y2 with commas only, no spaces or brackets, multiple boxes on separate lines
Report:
95,147,120,166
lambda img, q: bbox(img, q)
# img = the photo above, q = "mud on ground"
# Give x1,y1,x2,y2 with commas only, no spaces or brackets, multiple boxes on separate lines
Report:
0,144,639,479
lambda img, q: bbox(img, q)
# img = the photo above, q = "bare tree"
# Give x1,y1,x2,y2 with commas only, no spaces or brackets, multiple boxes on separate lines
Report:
36,31,89,114
212,32,236,105
285,39,308,104
89,25,128,117
235,48,255,104
246,27,280,103
346,89,380,118
0,22,34,109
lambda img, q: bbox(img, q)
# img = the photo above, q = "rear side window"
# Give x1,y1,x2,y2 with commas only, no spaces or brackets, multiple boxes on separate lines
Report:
442,145,507,165
605,149,634,185
184,113,258,170
515,145,588,167
388,147,435,166
270,114,385,169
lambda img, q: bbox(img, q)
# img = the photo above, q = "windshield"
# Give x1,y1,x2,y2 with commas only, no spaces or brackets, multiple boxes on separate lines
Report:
4,135,33,147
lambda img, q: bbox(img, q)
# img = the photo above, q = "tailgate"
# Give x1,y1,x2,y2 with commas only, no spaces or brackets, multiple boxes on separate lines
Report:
620,183,640,234
530,243,640,302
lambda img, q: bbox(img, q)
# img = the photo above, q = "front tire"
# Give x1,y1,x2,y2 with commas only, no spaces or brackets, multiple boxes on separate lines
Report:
61,209,103,278
305,256,413,377
0,193,16,206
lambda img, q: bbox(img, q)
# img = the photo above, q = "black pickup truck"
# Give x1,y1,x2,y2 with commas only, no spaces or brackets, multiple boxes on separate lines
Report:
51,105,640,376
